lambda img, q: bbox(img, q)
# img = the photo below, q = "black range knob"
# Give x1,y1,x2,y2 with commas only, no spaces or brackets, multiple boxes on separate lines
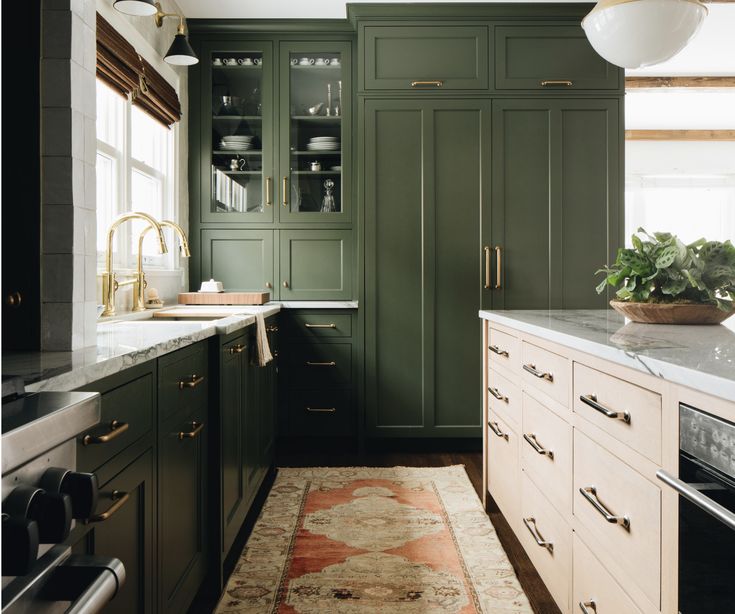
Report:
3,485,72,544
40,468,99,520
1,513,39,577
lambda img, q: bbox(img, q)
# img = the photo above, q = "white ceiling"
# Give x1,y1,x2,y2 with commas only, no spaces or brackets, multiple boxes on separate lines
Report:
176,1,735,75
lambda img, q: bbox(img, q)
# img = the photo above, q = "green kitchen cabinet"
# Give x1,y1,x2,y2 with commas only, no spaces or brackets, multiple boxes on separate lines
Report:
494,25,621,91
490,98,621,310
363,99,491,438
200,229,274,294
279,230,353,300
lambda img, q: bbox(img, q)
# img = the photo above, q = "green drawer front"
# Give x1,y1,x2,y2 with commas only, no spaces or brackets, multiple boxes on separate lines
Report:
364,25,489,91
158,342,209,424
495,25,620,91
288,389,354,436
284,312,353,339
286,343,352,389
78,372,155,472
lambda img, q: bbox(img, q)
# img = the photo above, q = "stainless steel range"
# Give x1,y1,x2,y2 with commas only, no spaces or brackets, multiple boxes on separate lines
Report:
2,387,126,613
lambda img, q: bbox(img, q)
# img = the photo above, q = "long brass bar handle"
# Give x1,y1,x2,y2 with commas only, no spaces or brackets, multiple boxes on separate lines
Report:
488,345,509,358
522,517,554,553
178,421,205,440
306,407,336,413
265,177,273,206
579,486,630,530
304,323,336,329
484,246,491,289
488,387,508,403
410,80,443,88
306,361,337,367
494,246,502,289
580,394,631,424
282,176,288,207
83,420,129,446
488,421,509,441
523,433,554,459
523,363,554,382
579,601,597,614
229,344,246,355
541,80,573,87
179,374,205,390
85,490,130,523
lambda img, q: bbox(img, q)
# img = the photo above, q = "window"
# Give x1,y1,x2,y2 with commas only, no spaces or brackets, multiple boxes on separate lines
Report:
96,79,176,269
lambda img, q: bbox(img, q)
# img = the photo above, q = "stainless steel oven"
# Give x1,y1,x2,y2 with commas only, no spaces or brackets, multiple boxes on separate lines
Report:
657,403,735,614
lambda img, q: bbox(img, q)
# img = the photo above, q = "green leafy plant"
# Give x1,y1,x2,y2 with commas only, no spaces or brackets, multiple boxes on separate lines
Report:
596,229,735,312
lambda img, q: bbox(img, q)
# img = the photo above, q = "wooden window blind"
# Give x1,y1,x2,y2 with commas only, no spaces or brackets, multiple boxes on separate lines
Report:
96,13,181,127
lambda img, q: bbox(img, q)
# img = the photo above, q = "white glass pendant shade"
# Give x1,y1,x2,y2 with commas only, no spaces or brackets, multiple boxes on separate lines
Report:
113,0,158,17
582,0,707,69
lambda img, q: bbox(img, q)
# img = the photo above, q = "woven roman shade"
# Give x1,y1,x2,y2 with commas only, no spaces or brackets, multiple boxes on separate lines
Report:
96,13,181,126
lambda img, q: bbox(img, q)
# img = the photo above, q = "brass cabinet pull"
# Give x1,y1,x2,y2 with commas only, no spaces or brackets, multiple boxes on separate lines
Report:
494,246,502,289
265,282,273,289
484,246,491,289
488,421,509,441
523,363,553,382
306,361,336,367
411,80,443,88
541,80,573,87
306,407,336,413
265,176,273,206
488,344,509,358
282,176,288,207
266,325,279,333
85,490,130,523
580,394,631,424
579,601,597,614
523,517,554,553
488,387,508,403
579,486,630,530
229,344,245,355
178,421,205,440
6,292,22,307
523,433,554,459
282,281,289,288
304,323,336,329
83,420,129,446
179,374,204,390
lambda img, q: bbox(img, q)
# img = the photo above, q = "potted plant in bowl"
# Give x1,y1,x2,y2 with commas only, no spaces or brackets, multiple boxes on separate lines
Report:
596,229,735,324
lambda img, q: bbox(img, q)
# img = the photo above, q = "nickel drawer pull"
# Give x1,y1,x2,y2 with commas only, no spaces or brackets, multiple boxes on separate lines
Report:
489,345,509,358
488,421,509,441
306,361,336,367
179,374,205,390
580,486,630,530
484,246,491,289
229,344,245,354
83,420,129,446
306,407,336,413
579,601,597,614
304,323,336,329
580,394,630,424
178,421,204,440
411,80,443,88
523,433,554,459
541,80,573,87
523,363,553,381
488,387,508,403
85,490,130,524
522,517,554,553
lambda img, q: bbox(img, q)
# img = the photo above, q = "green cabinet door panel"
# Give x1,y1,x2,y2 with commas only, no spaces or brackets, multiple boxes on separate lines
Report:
363,25,489,90
279,230,353,300
495,25,621,91
200,229,274,295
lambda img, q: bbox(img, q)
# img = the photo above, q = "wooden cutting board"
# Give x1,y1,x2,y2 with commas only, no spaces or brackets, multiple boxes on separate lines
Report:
178,291,270,305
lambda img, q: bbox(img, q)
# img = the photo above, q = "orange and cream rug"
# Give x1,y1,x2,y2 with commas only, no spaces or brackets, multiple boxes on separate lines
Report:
216,466,531,613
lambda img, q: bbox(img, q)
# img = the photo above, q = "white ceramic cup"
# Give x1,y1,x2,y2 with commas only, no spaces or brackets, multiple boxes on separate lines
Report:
223,58,237,66
239,58,253,66
314,58,326,66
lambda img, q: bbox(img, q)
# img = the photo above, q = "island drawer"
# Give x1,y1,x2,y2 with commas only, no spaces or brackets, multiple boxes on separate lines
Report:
573,430,661,609
488,366,521,432
573,362,662,463
487,410,520,529
521,341,570,409
519,471,571,613
521,393,572,517
288,389,354,436
488,326,520,374
158,341,209,424
285,343,352,389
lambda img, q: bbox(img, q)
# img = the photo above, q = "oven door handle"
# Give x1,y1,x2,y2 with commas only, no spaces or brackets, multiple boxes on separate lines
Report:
656,469,735,531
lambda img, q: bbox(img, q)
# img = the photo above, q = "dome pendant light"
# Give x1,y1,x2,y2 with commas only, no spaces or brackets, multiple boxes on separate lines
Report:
113,0,158,17
164,23,199,66
582,0,708,69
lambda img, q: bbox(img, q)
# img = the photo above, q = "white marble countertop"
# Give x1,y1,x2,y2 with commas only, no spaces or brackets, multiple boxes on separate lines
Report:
479,309,735,403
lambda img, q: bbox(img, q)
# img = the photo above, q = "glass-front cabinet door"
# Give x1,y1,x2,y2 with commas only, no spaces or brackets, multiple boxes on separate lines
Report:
279,42,351,222
201,41,274,223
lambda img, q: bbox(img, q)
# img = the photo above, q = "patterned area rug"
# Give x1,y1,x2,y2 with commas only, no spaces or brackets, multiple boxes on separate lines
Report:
215,466,532,613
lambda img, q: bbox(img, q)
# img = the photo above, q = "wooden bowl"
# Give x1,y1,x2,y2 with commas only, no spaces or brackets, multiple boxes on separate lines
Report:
610,300,734,325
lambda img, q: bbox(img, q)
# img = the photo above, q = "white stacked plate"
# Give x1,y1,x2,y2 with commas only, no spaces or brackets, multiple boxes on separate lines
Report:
306,136,339,151
220,135,254,150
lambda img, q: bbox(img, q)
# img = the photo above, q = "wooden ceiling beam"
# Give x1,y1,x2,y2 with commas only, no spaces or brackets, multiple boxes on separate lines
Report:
626,76,735,89
625,129,735,141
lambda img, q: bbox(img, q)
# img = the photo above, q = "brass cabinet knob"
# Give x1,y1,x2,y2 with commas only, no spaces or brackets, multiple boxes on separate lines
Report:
265,282,273,289
282,281,289,288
